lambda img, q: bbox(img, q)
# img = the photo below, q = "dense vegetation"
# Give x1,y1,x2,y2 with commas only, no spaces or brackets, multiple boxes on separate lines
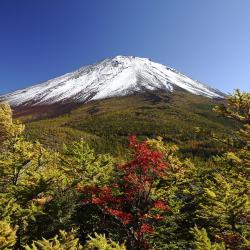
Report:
0,90,249,249
21,90,238,157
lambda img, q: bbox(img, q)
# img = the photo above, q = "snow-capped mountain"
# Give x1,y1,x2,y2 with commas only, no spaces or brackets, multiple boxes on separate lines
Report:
0,56,224,107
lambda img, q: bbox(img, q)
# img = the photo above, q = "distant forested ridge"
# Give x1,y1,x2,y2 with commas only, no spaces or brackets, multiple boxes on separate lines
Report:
0,90,249,249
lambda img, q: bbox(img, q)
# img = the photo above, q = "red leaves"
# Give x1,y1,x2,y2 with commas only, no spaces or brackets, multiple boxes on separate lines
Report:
154,200,170,212
106,208,132,224
79,136,170,248
121,136,167,192
91,197,104,205
141,223,154,233
129,134,137,147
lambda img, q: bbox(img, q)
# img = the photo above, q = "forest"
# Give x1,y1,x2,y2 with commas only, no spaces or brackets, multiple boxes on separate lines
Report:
0,90,249,250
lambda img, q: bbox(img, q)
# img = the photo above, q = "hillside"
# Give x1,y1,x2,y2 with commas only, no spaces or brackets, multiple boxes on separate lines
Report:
22,90,238,157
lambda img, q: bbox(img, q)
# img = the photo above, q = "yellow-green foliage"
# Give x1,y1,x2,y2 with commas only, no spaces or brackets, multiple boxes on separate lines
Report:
197,173,249,233
25,231,126,250
85,233,126,250
61,139,114,187
0,220,17,250
147,136,182,166
146,136,194,197
214,89,250,123
192,226,225,250
25,230,83,250
0,102,24,145
0,103,66,247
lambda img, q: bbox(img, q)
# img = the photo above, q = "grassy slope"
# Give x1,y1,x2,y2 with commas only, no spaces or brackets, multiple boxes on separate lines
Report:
22,90,238,156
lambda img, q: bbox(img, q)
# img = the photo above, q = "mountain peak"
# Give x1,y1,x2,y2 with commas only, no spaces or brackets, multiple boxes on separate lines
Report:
0,56,225,107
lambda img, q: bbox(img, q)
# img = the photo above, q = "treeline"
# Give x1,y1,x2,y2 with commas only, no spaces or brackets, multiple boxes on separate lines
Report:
0,90,249,249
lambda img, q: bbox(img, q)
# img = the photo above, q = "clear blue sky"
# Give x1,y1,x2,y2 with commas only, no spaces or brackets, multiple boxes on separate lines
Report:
1,0,250,94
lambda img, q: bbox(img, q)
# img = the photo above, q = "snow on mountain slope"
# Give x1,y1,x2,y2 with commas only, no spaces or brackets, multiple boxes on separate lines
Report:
0,56,225,107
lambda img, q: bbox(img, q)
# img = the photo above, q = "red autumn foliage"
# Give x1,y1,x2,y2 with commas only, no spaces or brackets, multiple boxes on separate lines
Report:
79,135,170,249
106,208,133,225
154,200,171,211
141,224,154,234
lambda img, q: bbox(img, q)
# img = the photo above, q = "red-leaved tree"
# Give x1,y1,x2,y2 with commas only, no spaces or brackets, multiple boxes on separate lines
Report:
78,136,170,249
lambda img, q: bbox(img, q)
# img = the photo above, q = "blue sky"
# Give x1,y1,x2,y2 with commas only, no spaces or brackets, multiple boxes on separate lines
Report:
0,0,250,94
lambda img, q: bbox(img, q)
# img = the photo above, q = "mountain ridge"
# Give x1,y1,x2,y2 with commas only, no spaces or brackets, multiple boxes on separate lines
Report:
0,55,225,107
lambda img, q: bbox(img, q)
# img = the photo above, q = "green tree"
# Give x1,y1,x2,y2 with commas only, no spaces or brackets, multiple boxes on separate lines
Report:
192,226,226,250
196,173,249,247
61,139,114,187
0,103,67,247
